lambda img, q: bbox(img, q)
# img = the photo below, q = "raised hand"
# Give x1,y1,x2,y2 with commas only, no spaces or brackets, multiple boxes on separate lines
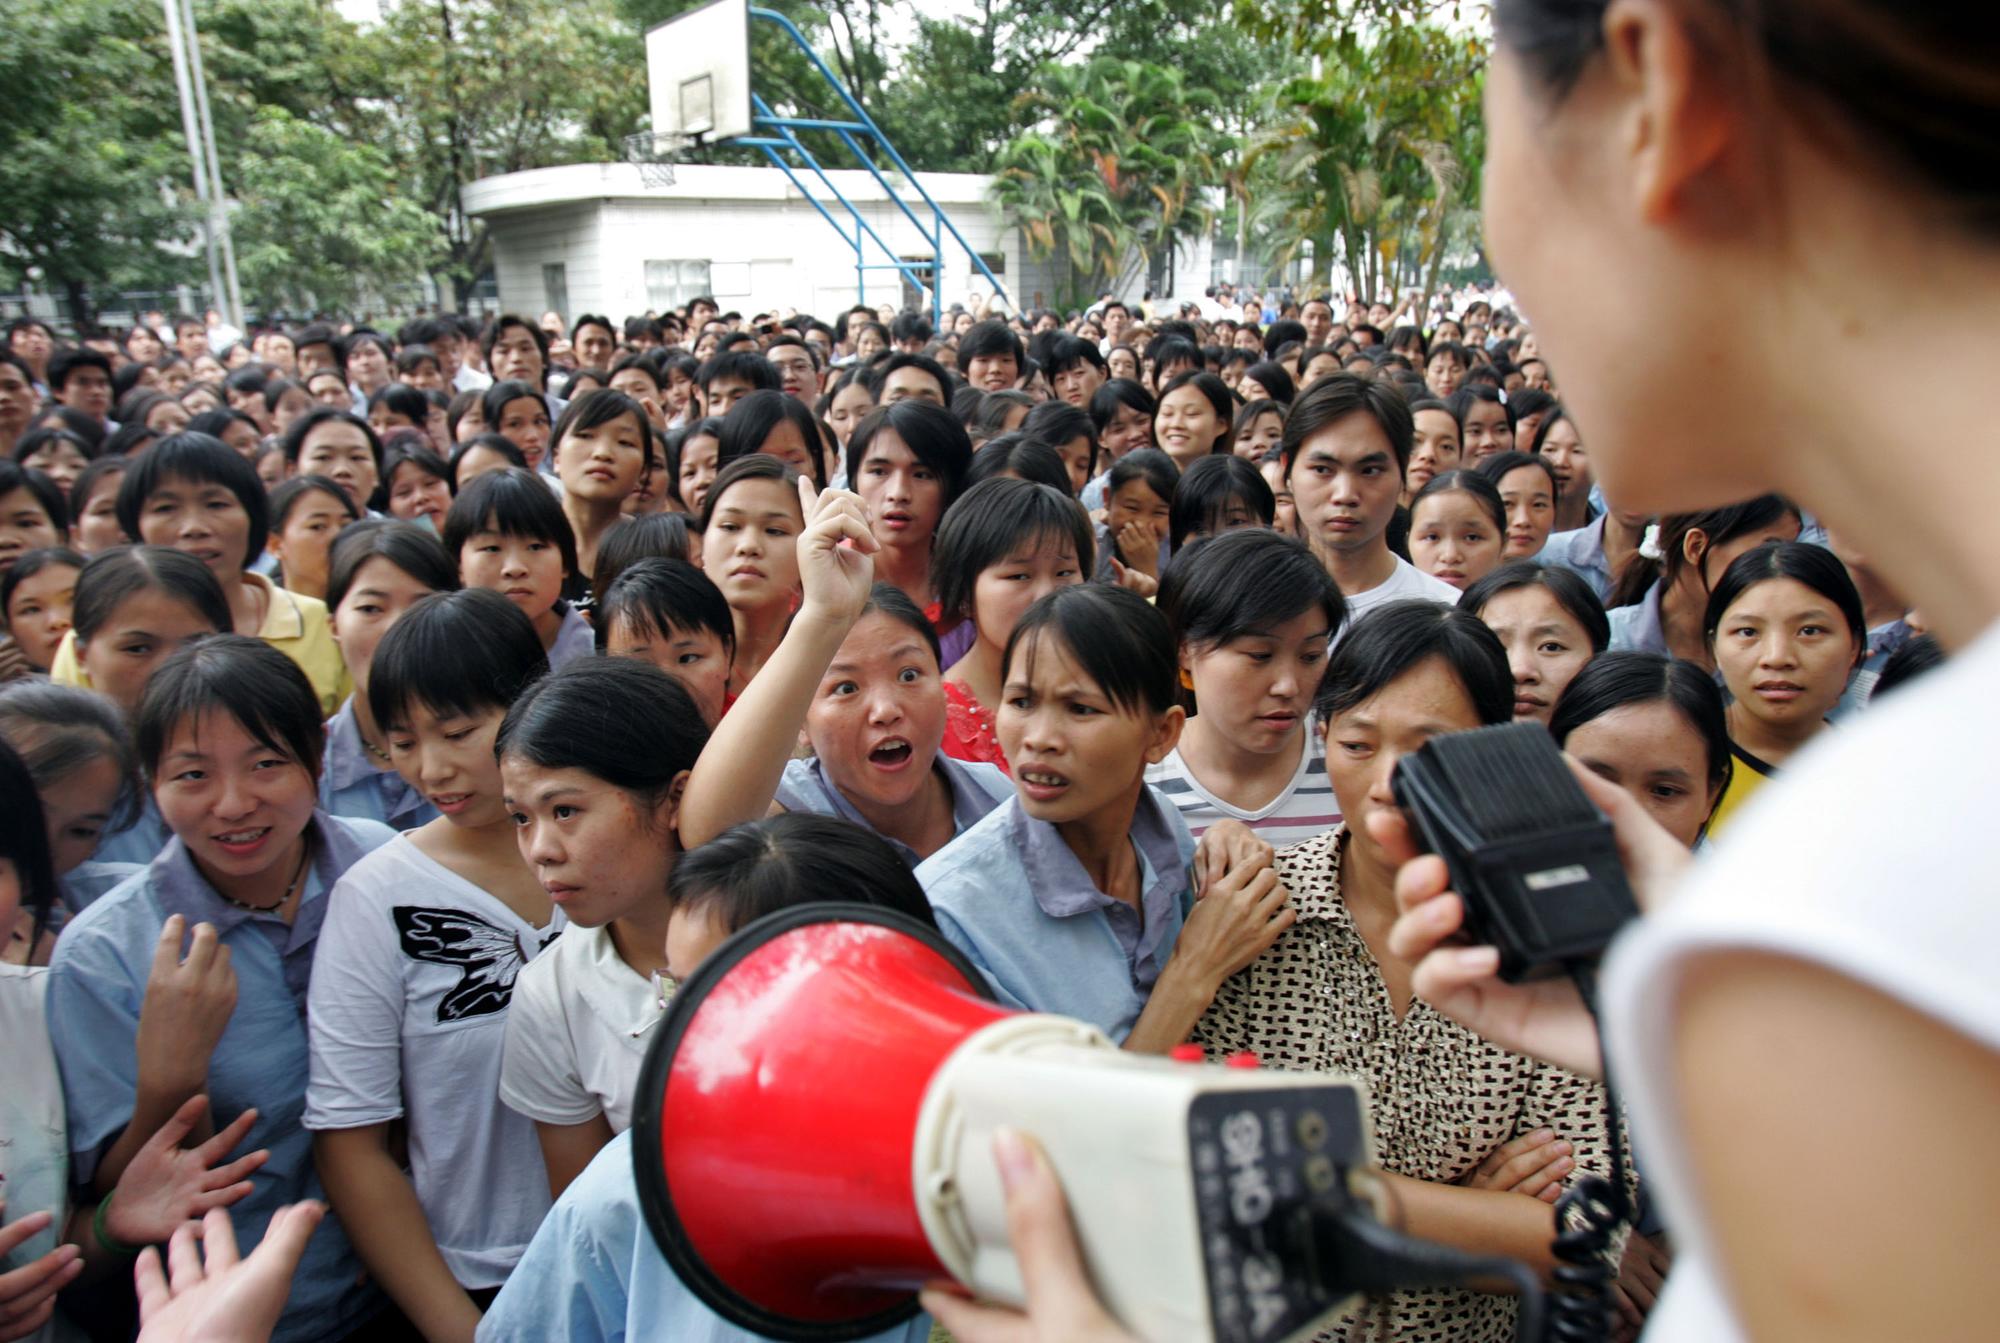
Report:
136,916,237,1098
0,1209,82,1342
794,475,879,625
105,1096,269,1249
134,1203,324,1343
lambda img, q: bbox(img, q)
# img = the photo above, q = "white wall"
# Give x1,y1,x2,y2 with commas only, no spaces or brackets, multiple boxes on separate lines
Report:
465,163,1017,322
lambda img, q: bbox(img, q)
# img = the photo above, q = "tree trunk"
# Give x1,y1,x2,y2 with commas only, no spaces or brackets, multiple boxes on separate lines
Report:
62,277,93,331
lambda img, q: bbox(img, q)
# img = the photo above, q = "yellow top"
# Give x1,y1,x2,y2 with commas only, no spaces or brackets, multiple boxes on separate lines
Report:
51,572,349,715
1705,744,1775,838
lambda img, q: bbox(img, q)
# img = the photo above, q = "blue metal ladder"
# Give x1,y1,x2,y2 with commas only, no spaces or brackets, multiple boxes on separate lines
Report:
731,6,1012,323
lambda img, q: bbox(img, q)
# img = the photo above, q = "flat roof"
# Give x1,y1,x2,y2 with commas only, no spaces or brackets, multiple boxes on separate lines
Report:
462,161,995,217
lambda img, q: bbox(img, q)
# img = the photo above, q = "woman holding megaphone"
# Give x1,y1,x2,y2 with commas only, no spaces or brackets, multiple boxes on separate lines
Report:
926,0,2000,1338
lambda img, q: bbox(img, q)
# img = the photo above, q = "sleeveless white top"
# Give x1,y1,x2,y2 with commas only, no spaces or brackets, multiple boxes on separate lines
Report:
1604,619,2000,1338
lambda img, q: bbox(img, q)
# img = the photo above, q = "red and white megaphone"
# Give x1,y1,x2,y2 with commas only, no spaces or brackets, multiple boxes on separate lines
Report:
631,904,1385,1343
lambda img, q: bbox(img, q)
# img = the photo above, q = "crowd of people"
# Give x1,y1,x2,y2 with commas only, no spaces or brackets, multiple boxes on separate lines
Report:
0,240,1944,1343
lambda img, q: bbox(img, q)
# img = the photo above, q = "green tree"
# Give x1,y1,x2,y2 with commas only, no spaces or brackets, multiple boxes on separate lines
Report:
992,58,1227,307
0,0,193,323
230,109,444,314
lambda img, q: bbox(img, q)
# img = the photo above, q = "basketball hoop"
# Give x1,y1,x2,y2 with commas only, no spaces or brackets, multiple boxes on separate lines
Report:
624,131,691,189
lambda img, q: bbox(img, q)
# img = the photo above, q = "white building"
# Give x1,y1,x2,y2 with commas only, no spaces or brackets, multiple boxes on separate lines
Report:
458,162,1215,322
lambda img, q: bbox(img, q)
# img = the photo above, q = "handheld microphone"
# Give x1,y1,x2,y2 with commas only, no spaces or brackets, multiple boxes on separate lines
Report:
1391,721,1641,982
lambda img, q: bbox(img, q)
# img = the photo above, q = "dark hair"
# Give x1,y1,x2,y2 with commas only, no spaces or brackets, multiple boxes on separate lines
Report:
697,454,804,533
1158,372,1237,451
1494,0,1999,234
324,520,459,614
1458,559,1612,652
1608,494,1802,609
1281,373,1415,477
1019,401,1097,480
889,312,936,347
1,546,86,631
268,474,360,538
184,408,258,443
843,400,974,510
853,580,943,668
48,346,113,393
958,320,1024,369
1002,582,1178,718
1410,468,1508,537
1043,333,1107,378
1088,378,1156,436
12,427,97,473
0,679,141,844
1106,447,1180,511
1147,336,1204,379
697,350,781,397
1549,650,1734,799
72,545,231,648
1313,599,1514,725
368,588,548,731
1525,405,1574,457
548,387,655,474
1475,449,1560,501
281,406,385,472
135,634,326,779
1446,384,1513,431
442,467,578,581
116,433,268,562
716,389,824,487
1505,387,1557,425
481,379,551,448
970,390,1035,441
1159,529,1342,653
0,461,69,534
608,350,662,392
1873,634,1944,700
1168,455,1276,550
1230,397,1286,444
966,434,1073,495
931,478,1094,622
103,421,158,460
1408,396,1464,435
497,657,709,814
666,812,937,930
570,313,616,345
445,389,485,443
1702,540,1866,656
1240,361,1296,405
367,381,431,428
0,737,58,946
448,432,528,483
663,417,724,509
342,331,395,369
595,557,734,659
866,352,952,404
593,513,696,596
373,442,454,513
480,315,551,386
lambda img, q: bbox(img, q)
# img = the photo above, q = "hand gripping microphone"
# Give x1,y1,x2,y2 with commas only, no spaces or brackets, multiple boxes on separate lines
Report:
630,904,1533,1343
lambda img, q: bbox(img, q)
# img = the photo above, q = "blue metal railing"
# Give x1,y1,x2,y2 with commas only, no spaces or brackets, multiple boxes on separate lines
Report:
736,5,1012,323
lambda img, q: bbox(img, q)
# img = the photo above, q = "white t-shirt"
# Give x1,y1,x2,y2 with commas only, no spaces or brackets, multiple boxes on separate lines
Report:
1144,729,1340,847
499,922,664,1135
0,965,66,1343
1341,556,1461,630
304,834,564,1287
1604,619,2000,1341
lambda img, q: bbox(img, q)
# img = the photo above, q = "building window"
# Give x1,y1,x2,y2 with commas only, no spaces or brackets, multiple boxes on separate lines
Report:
541,263,568,318
645,260,713,312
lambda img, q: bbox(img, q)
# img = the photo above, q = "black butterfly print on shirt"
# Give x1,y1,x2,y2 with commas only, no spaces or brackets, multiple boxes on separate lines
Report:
392,907,560,1023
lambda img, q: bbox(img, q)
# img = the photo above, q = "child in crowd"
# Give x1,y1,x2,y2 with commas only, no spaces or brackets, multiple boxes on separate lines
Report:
318,522,460,828
443,467,594,666
496,658,709,1192
50,636,397,1341
306,588,557,1339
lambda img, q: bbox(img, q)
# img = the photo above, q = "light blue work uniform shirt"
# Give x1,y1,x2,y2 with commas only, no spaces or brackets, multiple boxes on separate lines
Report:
774,754,1011,869
91,794,170,867
318,697,438,831
476,1130,933,1343
48,812,395,1343
1606,581,1670,658
1537,515,1615,605
917,788,1196,1042
59,860,142,916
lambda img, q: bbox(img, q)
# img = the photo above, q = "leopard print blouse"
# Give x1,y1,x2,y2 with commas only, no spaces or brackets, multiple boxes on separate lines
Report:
1192,826,1632,1343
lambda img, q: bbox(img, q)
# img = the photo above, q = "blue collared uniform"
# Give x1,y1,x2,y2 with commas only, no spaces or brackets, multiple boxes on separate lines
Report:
774,754,1011,868
917,788,1196,1042
318,697,438,830
48,812,395,1343
477,1131,933,1343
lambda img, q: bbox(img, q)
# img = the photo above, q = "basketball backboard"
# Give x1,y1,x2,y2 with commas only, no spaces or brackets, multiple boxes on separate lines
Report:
644,0,753,145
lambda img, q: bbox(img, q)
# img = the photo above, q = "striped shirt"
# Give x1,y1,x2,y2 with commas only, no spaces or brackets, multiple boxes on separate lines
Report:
1144,729,1340,847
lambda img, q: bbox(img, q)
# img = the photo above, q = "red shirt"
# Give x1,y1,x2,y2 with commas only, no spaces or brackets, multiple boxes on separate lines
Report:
941,679,1008,774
